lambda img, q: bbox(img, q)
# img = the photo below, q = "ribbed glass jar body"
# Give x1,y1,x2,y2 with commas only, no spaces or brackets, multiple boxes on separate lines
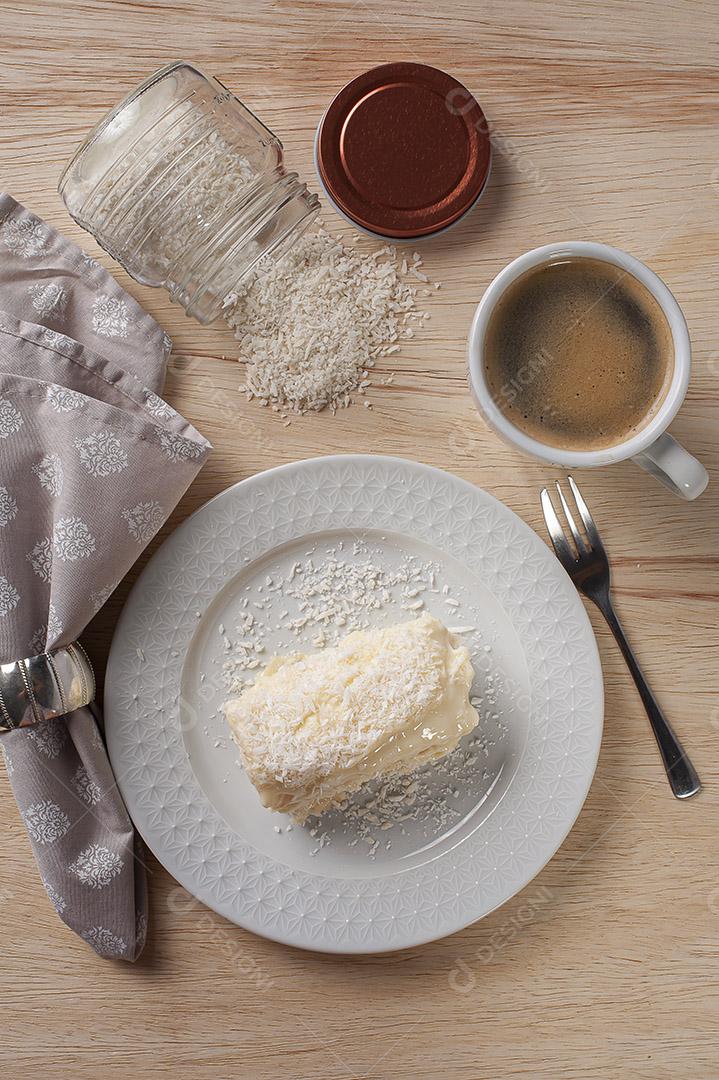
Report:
59,62,319,323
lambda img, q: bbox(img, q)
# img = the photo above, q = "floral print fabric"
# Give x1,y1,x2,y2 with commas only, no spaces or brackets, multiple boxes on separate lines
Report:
0,195,211,961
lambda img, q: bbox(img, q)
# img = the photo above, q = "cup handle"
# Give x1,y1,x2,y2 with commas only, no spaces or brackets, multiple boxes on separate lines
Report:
632,433,708,500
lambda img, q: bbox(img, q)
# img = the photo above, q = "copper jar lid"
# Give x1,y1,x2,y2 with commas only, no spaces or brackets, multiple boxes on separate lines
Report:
315,62,491,239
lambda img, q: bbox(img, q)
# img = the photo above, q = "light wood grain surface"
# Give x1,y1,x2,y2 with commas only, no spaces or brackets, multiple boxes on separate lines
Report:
3,2,719,1077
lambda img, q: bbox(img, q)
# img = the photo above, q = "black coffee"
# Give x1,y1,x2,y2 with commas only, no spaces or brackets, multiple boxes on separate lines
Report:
483,257,674,451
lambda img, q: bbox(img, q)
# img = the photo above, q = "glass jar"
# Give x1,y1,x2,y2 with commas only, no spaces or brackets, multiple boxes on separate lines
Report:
59,61,319,323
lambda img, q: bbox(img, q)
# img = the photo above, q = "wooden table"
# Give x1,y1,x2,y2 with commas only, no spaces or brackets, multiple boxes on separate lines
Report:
3,2,719,1076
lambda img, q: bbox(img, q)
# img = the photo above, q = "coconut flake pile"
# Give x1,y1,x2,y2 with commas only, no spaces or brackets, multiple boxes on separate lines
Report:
224,228,435,414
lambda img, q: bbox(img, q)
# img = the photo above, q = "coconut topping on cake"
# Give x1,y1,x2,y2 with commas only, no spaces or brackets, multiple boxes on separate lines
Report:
222,613,479,822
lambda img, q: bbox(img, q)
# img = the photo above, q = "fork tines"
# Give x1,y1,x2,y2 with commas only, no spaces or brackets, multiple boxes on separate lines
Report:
540,476,602,568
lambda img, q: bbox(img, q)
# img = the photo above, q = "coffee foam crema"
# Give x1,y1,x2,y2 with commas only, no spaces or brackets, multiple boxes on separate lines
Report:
483,257,674,452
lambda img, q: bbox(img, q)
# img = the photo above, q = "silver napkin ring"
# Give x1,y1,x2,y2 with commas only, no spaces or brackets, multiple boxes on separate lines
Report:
0,643,95,731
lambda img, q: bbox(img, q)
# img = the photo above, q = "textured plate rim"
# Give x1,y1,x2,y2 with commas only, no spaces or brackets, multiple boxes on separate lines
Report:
105,455,603,953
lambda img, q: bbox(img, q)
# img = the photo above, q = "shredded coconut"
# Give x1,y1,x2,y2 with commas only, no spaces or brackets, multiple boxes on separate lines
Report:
221,543,447,689
224,230,432,414
223,614,477,822
333,727,493,845
213,536,510,857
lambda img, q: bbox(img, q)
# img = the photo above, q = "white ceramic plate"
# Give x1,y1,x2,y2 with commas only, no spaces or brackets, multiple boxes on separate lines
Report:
105,455,603,952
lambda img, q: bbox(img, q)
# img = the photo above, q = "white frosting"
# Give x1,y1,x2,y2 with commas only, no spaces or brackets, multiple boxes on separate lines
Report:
223,613,478,821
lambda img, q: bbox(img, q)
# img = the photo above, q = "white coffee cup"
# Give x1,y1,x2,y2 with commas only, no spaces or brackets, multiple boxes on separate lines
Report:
467,241,708,499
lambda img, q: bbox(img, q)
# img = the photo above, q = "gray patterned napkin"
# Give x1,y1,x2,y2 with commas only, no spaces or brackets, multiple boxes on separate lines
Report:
0,194,171,391
0,194,212,960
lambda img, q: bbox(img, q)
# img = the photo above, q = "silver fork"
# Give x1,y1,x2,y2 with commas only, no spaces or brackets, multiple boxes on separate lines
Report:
541,476,701,800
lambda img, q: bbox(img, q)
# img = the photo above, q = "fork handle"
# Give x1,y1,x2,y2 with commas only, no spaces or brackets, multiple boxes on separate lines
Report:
594,596,701,799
